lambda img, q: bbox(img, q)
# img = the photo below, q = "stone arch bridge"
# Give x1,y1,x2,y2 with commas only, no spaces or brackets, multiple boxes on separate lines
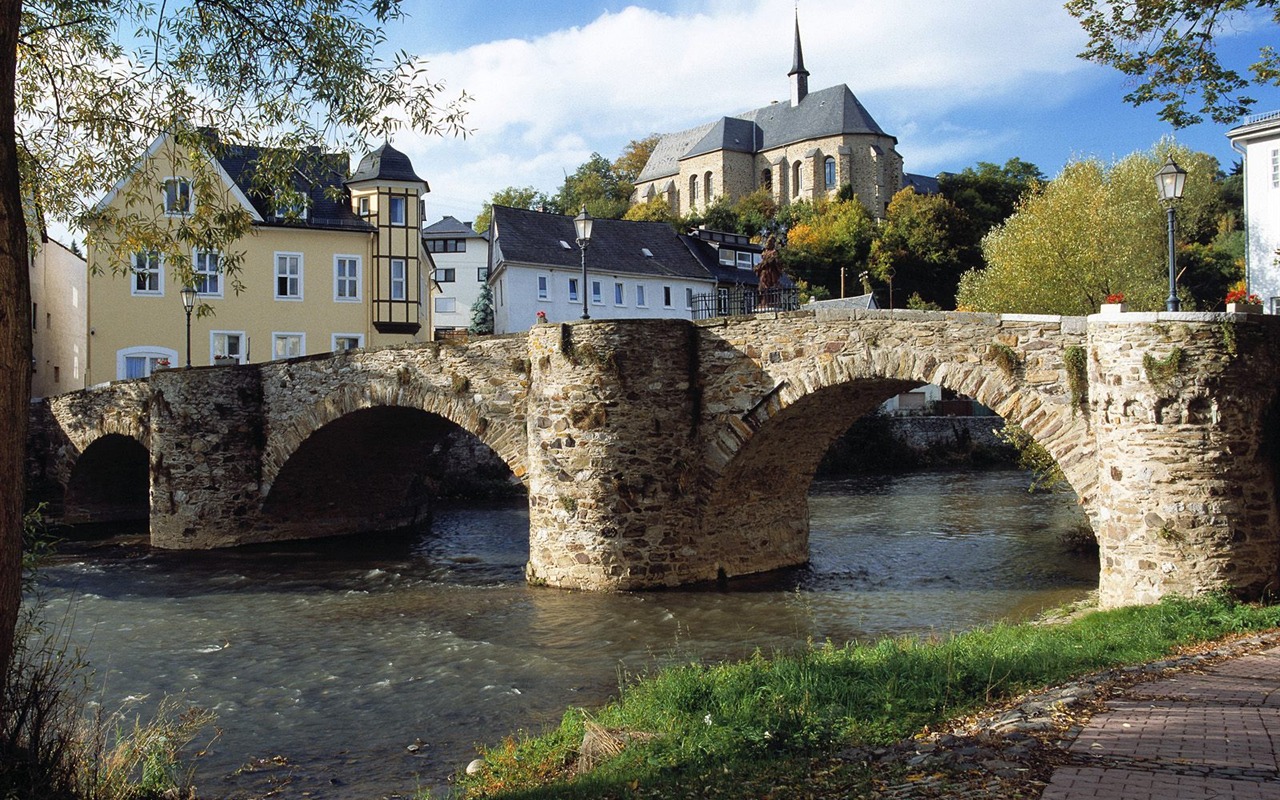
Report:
26,308,1280,608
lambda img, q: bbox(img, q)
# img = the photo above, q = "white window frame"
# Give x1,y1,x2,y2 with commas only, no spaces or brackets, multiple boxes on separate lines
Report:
163,177,191,216
334,255,362,303
358,196,370,216
537,274,550,300
390,258,407,301
591,280,603,305
273,189,308,221
568,277,580,303
332,333,364,352
193,249,222,298
434,296,457,314
663,286,674,308
116,345,179,380
275,252,303,301
685,287,695,310
210,330,247,364
719,248,735,266
614,282,625,306
1272,149,1279,189
131,251,163,296
271,332,306,361
737,251,754,270
636,284,647,307
389,196,407,226
437,267,456,283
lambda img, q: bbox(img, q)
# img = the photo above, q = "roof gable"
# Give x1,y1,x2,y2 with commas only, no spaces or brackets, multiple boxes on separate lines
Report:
215,142,372,232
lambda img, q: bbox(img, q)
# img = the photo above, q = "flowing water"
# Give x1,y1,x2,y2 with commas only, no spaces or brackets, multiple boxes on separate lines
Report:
32,469,1096,798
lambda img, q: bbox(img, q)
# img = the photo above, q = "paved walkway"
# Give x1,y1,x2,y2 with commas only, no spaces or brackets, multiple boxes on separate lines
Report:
1040,645,1280,799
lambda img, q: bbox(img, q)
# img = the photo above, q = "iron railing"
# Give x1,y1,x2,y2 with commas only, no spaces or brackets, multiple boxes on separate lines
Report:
691,286,800,320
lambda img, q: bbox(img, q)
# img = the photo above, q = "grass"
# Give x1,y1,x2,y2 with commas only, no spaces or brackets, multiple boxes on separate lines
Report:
457,594,1280,799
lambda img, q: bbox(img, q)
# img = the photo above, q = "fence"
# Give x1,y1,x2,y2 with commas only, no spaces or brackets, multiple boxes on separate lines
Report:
691,286,800,320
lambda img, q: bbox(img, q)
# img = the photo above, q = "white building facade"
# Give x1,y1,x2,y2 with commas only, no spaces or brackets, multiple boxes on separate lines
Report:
424,216,490,337
1228,111,1280,312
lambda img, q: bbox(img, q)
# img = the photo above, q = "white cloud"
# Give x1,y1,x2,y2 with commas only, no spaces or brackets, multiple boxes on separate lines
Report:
397,0,1093,223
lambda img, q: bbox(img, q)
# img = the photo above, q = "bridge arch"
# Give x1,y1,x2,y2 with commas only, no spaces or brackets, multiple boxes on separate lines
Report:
63,432,150,524
694,313,1096,581
261,377,528,496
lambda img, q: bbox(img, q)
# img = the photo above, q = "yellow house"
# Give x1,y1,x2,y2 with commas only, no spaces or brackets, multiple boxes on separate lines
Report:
86,133,432,383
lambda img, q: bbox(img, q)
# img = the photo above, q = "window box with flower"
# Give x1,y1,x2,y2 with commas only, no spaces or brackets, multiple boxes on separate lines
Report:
1225,284,1262,314
1101,292,1126,314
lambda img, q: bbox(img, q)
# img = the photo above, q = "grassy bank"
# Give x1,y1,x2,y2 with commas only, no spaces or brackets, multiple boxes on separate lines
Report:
456,595,1280,799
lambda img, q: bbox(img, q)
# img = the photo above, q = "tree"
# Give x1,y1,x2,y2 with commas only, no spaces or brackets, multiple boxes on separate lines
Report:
623,196,677,224
475,185,552,233
869,188,974,309
939,158,1044,244
0,0,467,680
555,153,632,220
781,198,876,297
956,142,1223,315
612,134,660,184
1067,0,1280,126
468,284,494,335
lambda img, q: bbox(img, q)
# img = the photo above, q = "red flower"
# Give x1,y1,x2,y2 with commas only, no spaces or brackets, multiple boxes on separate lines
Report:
1226,288,1260,304
1105,293,1125,304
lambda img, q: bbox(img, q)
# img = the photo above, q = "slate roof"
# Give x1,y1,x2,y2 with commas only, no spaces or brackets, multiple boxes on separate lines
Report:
903,173,940,195
490,206,714,282
348,142,428,186
214,142,373,232
423,215,489,241
639,84,891,183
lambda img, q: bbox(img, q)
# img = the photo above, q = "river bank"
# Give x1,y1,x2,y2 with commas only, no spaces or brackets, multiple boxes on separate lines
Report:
453,596,1280,799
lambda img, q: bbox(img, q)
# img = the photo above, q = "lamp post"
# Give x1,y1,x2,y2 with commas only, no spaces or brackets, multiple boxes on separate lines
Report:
180,285,197,368
574,206,593,320
1155,156,1188,312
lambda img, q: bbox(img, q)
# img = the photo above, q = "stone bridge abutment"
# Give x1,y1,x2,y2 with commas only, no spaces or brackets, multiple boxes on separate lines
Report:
26,310,1280,608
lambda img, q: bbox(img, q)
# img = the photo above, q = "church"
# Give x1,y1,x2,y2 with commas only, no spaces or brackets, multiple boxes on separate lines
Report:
632,16,931,219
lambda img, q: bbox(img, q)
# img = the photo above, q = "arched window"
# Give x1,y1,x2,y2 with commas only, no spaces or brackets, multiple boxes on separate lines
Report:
761,168,772,192
689,174,699,207
704,171,713,201
824,157,836,190
792,161,802,195
116,345,179,379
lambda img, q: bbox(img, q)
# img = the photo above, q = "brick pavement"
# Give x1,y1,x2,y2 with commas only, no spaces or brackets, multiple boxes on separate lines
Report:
1040,646,1280,799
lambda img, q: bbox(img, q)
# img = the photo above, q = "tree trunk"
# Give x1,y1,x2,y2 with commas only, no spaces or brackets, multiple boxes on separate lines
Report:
0,0,31,678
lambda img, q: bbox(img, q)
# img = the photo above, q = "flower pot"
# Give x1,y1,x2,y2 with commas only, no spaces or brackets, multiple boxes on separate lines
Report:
1227,302,1263,314
1100,303,1127,314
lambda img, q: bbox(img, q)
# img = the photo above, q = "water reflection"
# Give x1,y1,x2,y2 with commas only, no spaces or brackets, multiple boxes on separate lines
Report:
34,470,1095,798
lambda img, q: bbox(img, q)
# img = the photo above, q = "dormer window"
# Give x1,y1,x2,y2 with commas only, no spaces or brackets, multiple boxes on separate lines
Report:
163,178,191,215
274,190,308,221
719,248,735,266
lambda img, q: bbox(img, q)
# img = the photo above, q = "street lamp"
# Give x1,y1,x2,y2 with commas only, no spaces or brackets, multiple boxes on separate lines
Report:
574,206,593,320
180,284,197,368
1155,156,1187,312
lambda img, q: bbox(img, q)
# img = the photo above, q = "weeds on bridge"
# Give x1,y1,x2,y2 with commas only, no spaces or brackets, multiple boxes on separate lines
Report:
457,594,1280,799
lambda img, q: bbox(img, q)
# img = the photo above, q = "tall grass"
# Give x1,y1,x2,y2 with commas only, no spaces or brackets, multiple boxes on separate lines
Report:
461,594,1280,798
0,507,216,799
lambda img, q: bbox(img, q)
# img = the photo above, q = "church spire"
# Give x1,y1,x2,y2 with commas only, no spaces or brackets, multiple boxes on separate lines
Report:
788,7,810,107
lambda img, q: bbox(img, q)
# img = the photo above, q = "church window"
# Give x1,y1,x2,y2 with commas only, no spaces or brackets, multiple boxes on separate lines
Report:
689,175,699,207
761,168,772,193
704,172,713,200
792,161,802,195
824,157,836,189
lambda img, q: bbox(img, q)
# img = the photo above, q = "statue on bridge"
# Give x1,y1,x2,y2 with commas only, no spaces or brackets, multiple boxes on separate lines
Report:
754,234,783,292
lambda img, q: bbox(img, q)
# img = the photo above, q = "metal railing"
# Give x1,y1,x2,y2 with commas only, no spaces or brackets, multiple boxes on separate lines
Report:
1244,109,1280,125
691,286,801,320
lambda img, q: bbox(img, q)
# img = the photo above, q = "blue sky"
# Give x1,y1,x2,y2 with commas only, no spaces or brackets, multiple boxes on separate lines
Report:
380,0,1280,224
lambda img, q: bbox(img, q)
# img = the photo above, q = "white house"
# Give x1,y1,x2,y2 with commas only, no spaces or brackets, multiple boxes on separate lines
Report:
1228,110,1280,312
423,216,489,337
487,206,719,334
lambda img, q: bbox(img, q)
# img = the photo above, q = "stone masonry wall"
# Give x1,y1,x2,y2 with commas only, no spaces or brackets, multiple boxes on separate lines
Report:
524,320,706,589
1089,313,1280,606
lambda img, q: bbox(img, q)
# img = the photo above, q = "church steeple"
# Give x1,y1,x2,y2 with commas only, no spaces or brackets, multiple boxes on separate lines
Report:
788,9,810,107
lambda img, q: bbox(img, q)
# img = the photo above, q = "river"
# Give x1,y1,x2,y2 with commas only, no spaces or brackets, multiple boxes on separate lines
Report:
30,469,1096,798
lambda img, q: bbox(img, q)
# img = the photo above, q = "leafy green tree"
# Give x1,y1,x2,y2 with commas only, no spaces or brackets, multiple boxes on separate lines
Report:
623,196,677,224
869,188,974,309
1067,0,1280,126
956,142,1223,314
782,198,875,297
0,0,466,675
475,185,553,233
939,158,1044,243
468,284,494,335
733,188,779,237
556,153,632,219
